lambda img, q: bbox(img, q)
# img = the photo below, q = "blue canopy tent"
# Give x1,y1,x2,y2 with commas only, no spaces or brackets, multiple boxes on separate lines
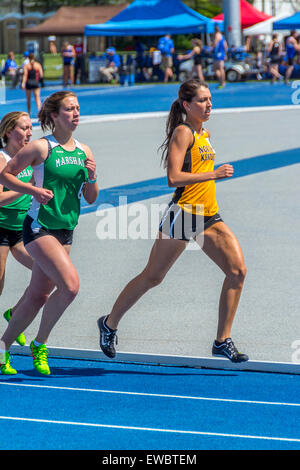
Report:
84,0,217,37
273,11,300,30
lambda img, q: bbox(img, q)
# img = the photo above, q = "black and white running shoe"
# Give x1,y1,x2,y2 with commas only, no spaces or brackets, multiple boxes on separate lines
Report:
212,338,249,363
97,316,118,358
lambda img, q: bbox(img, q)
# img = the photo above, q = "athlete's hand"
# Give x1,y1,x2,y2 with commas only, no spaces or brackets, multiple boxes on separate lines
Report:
84,155,97,181
214,164,234,180
33,187,54,205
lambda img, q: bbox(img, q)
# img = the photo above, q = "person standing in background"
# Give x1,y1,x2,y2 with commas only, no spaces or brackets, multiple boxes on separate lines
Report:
268,34,283,84
74,38,86,84
213,26,227,89
177,38,204,81
48,36,57,55
21,53,43,116
158,34,175,83
284,30,300,85
61,41,75,87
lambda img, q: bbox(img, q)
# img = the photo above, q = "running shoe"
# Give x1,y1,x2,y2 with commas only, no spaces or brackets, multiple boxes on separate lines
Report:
212,338,249,363
0,351,17,375
3,308,26,347
97,316,118,358
30,341,51,375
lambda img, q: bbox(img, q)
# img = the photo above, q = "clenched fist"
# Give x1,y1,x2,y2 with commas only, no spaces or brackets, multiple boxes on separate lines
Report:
214,164,234,180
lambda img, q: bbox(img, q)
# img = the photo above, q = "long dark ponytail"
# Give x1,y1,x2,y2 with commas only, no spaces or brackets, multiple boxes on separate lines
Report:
159,79,209,168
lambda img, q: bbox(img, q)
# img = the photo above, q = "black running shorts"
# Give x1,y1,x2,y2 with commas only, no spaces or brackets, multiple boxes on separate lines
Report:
159,202,223,241
23,215,74,247
0,226,23,247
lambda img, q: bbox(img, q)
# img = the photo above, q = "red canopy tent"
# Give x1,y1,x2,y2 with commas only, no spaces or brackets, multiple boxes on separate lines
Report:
213,0,272,29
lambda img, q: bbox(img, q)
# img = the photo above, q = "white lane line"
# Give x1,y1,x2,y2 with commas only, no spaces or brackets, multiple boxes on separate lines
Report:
1,382,300,408
0,415,299,442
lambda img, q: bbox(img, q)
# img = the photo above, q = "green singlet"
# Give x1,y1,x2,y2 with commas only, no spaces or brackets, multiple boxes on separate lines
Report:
28,135,88,230
0,149,33,230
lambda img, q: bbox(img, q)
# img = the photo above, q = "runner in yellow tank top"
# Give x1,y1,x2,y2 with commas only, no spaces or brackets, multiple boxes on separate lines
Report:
97,79,249,363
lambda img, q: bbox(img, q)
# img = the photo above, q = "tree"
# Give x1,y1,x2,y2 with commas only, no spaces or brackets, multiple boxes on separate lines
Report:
183,0,222,18
18,0,131,13
19,0,222,15
288,0,300,11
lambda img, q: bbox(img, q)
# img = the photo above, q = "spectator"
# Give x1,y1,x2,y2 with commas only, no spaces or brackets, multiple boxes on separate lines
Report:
134,40,146,75
17,51,30,85
177,38,204,81
268,34,283,84
2,52,19,88
22,51,30,67
61,41,75,87
149,46,162,80
252,35,267,80
99,47,120,83
21,53,44,116
284,30,300,85
296,34,300,65
74,37,86,84
48,36,57,55
158,34,175,83
213,25,228,89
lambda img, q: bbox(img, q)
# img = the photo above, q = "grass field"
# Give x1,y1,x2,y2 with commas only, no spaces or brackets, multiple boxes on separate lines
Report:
0,53,63,80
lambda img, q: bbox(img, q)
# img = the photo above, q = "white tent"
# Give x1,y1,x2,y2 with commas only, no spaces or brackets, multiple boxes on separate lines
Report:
243,13,289,35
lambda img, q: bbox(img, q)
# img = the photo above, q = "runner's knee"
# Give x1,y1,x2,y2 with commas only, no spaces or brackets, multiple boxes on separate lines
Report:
143,269,165,289
26,290,49,310
60,275,80,301
227,263,247,285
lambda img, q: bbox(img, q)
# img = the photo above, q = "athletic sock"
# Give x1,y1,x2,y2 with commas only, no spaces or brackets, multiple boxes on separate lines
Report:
0,348,6,364
104,317,117,332
33,339,43,347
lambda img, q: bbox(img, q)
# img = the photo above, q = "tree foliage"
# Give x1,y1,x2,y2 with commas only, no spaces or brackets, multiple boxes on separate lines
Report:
15,0,223,16
183,0,222,18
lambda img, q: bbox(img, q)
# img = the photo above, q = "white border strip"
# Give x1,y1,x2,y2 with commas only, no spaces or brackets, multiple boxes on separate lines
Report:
1,415,300,442
31,104,300,129
10,345,300,375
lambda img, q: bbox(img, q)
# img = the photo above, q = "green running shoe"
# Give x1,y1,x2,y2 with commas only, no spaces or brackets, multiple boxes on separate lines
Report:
0,351,17,375
30,341,51,375
3,308,26,347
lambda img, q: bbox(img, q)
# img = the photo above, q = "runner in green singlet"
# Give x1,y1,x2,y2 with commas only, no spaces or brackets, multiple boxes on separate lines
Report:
0,113,34,369
0,91,99,375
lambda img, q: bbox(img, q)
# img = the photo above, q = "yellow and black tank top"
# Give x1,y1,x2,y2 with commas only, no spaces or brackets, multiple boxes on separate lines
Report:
171,123,219,216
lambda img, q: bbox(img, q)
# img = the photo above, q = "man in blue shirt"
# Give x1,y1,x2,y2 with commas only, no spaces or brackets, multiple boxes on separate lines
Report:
213,26,228,89
158,34,175,83
99,47,121,83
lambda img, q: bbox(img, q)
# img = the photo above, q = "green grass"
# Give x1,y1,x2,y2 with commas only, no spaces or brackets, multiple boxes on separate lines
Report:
42,54,63,80
1,53,64,81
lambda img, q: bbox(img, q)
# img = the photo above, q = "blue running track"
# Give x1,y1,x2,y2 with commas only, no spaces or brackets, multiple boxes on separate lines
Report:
1,354,300,450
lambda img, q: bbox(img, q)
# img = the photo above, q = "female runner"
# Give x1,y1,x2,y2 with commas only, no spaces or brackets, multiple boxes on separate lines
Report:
0,91,99,375
0,111,34,350
98,79,248,363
